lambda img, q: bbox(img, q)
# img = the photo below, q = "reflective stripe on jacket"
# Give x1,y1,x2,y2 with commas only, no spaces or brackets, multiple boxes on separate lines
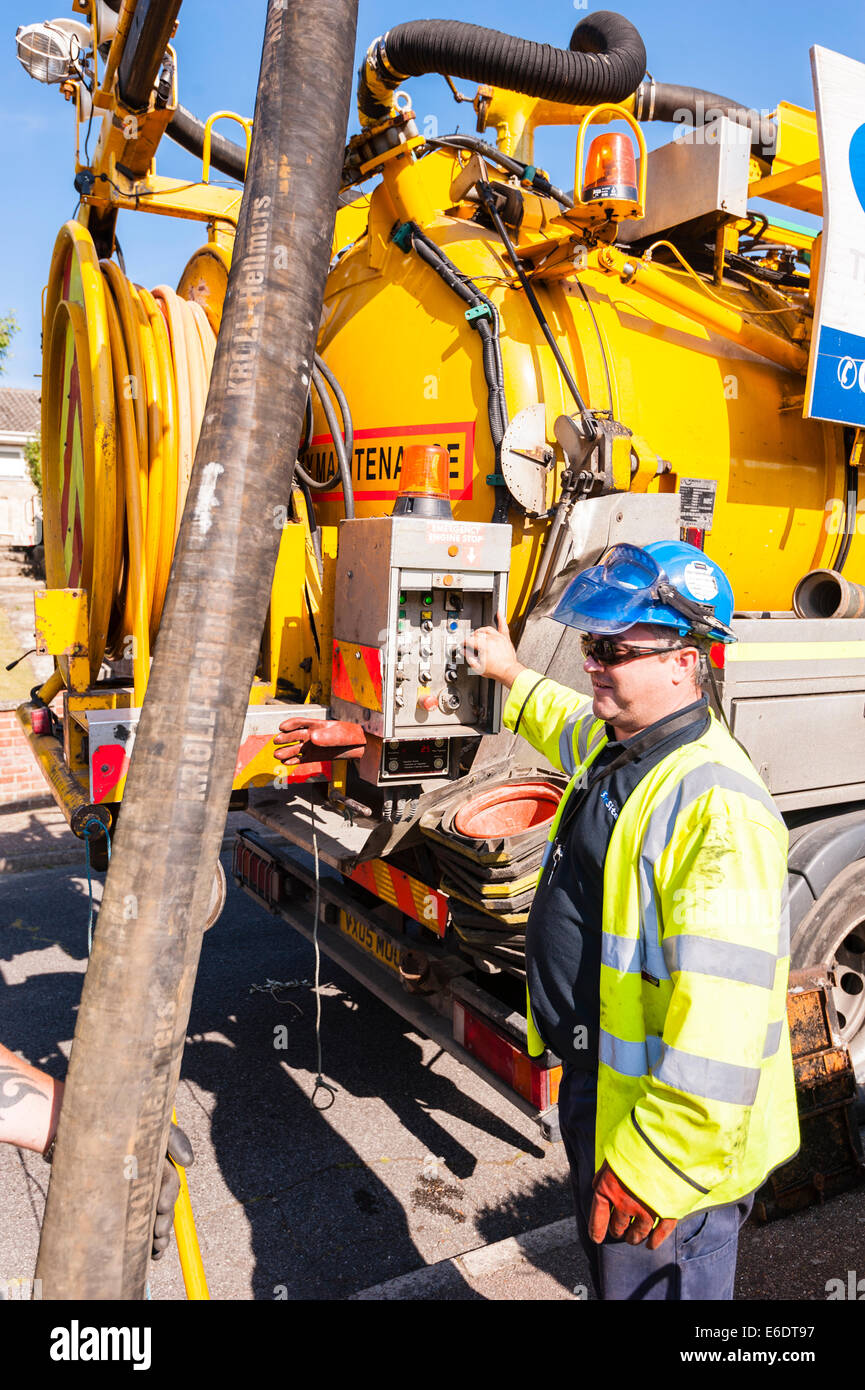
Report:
504,668,800,1221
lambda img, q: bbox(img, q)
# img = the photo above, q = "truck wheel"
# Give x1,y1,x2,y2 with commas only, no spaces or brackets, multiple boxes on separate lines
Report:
205,858,227,930
791,860,865,1113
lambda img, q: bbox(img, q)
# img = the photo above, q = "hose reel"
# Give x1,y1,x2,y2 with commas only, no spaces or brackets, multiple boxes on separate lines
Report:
42,220,216,697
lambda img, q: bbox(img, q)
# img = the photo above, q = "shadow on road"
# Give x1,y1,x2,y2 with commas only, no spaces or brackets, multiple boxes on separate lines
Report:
178,870,546,1298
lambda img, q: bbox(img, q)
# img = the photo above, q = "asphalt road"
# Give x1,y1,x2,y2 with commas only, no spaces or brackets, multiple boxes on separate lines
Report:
1,851,864,1304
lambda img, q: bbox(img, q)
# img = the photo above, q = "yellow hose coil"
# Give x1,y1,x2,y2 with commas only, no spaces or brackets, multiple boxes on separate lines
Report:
41,222,217,701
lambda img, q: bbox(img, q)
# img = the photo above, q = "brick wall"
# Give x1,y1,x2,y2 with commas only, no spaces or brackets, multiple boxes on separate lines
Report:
0,706,55,807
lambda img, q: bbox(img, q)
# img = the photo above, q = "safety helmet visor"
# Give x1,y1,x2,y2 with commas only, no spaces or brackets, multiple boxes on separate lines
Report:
552,544,666,634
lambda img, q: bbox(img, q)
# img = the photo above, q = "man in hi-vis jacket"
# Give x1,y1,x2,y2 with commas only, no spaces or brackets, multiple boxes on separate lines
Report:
465,540,798,1301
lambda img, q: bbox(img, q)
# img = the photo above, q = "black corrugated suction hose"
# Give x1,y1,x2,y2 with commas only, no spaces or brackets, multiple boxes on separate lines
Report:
631,79,776,152
566,22,775,151
358,12,646,124
35,0,359,1301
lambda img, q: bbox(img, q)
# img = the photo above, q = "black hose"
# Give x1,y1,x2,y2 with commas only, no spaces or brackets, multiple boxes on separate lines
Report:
297,473,317,525
167,107,362,208
631,78,775,154
740,213,769,252
475,181,594,430
426,135,574,208
311,364,355,518
314,354,354,463
295,356,356,516
294,462,337,491
117,0,182,112
301,388,314,453
359,12,646,125
833,437,859,574
404,224,510,520
167,103,248,181
668,241,808,292
35,0,359,1301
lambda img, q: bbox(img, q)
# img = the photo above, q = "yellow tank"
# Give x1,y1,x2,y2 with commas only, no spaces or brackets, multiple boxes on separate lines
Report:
38,80,858,707
301,144,851,615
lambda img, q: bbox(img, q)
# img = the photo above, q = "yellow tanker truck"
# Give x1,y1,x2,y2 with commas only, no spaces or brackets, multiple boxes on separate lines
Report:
14,0,865,1258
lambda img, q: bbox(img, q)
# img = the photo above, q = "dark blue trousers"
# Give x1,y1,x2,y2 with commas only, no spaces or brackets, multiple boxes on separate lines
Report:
558,1066,754,1301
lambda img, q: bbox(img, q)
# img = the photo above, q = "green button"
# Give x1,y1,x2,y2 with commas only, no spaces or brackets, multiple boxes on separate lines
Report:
423,594,433,606
399,592,407,604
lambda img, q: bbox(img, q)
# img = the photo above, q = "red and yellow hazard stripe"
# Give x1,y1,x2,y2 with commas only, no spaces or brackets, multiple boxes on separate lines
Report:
349,858,448,936
332,640,383,712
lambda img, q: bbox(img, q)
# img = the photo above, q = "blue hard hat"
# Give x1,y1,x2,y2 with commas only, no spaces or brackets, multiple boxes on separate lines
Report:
552,540,736,643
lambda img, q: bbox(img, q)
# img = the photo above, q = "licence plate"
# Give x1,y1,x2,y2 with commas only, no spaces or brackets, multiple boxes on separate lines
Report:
338,910,402,975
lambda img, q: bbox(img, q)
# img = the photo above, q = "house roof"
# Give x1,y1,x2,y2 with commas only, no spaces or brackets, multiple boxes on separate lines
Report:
0,387,40,437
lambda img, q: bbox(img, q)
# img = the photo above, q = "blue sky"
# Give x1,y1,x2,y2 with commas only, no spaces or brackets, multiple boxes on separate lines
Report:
2,0,863,389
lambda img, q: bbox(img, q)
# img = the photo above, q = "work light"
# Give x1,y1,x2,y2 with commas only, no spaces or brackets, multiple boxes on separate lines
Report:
16,19,85,84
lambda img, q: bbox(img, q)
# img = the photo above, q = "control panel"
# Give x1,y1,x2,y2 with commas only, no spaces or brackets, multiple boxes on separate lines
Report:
331,515,511,748
392,581,493,731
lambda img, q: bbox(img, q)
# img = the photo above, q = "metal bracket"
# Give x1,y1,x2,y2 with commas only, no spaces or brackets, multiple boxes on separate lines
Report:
554,412,634,495
391,221,414,252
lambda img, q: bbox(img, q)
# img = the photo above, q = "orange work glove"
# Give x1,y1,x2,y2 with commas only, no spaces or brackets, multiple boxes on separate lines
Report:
273,716,366,765
589,1160,677,1250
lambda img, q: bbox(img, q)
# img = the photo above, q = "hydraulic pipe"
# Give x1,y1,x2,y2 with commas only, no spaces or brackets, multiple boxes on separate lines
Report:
35,0,358,1301
14,702,111,840
36,669,64,706
595,245,809,376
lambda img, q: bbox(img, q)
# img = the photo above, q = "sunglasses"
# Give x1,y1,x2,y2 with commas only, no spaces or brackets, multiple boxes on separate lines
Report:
580,635,689,667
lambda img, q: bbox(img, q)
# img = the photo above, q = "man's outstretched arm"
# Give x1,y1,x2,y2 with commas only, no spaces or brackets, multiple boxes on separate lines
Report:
0,1041,62,1155
465,614,595,774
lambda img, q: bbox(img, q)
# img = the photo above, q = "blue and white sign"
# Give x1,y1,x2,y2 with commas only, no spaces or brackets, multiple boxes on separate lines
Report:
805,46,865,428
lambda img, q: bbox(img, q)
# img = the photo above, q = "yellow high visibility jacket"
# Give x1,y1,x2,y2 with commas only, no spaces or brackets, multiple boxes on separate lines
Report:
504,669,800,1221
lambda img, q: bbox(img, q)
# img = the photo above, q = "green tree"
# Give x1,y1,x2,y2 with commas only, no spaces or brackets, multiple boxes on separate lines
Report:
0,312,18,373
24,437,41,493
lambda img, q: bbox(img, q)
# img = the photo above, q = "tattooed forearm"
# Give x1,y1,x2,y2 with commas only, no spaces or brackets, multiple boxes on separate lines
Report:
0,1066,46,1121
